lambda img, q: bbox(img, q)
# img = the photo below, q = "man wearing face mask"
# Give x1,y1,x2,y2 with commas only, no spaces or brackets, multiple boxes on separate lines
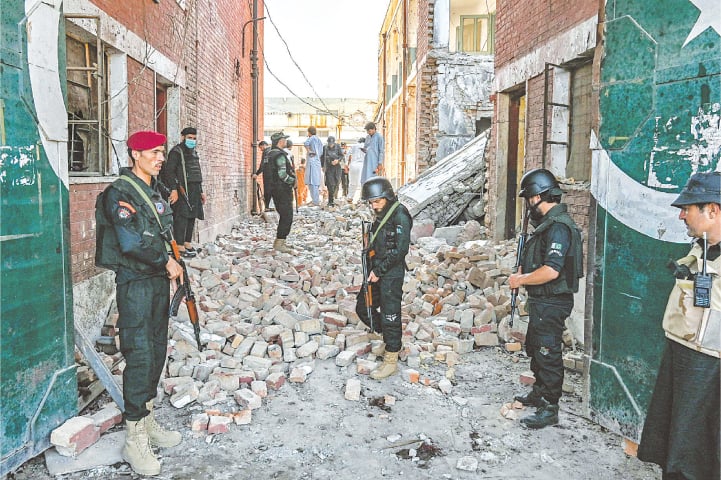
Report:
161,127,206,257
508,168,584,429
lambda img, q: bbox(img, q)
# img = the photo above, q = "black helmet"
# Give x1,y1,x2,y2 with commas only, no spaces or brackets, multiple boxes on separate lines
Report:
327,136,336,144
362,176,394,201
671,171,721,207
519,168,562,198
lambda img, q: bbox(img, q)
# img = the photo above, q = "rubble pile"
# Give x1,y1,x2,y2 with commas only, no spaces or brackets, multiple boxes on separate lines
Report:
157,204,526,433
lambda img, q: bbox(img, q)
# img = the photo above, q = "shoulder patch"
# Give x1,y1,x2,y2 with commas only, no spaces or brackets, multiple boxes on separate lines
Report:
155,202,166,214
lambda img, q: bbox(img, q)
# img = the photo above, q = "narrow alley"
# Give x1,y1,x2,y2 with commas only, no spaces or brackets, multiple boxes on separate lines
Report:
11,207,659,479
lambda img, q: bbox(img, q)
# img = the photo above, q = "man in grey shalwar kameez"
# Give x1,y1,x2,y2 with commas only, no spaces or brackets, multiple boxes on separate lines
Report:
361,122,385,184
303,126,323,206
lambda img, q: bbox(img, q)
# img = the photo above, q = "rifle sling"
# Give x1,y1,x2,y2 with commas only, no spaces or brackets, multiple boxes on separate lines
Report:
118,175,170,251
369,201,400,247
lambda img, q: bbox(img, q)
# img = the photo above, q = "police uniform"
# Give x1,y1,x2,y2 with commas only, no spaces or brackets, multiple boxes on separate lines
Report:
355,198,413,353
103,167,174,422
521,203,583,406
638,171,721,480
160,134,204,246
266,145,295,241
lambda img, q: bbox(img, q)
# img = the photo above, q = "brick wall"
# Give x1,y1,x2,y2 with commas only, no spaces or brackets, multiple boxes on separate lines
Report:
495,0,598,69
415,0,435,173
69,0,259,284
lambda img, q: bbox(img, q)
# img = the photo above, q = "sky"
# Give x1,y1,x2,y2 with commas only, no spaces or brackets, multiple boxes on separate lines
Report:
262,0,389,99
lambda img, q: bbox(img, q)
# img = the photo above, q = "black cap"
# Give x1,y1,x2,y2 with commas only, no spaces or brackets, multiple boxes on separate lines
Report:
181,127,197,135
258,140,268,147
671,171,721,207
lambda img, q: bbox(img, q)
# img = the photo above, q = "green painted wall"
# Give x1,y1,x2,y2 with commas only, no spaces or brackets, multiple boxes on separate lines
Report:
594,0,720,440
1,0,76,474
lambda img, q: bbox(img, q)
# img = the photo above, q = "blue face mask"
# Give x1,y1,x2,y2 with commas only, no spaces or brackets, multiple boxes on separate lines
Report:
185,139,197,149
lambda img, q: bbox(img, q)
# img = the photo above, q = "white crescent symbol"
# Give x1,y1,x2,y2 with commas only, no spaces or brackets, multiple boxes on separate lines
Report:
25,0,68,187
591,131,691,244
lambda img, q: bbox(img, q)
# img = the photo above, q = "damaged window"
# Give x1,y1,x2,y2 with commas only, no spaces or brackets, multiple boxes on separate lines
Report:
65,26,107,175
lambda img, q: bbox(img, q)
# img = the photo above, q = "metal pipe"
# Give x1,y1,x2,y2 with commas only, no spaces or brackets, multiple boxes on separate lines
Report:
400,0,408,185
250,0,260,214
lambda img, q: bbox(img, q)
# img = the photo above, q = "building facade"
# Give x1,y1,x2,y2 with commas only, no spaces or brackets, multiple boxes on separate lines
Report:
490,0,721,442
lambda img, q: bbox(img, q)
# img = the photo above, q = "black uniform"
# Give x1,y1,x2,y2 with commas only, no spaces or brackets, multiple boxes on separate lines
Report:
521,203,583,405
254,148,272,210
355,200,413,352
322,143,344,206
102,168,174,422
266,147,296,239
160,143,204,243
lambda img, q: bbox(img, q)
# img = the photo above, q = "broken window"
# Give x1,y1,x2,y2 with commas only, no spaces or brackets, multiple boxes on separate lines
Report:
456,15,495,55
65,19,107,175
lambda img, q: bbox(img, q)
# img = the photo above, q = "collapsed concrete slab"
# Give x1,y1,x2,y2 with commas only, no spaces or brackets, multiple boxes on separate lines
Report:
398,131,488,230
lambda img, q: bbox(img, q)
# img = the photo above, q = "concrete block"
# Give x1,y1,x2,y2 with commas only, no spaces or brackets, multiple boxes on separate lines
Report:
335,350,356,367
234,388,262,409
344,378,361,401
87,405,122,434
50,416,100,457
207,415,232,434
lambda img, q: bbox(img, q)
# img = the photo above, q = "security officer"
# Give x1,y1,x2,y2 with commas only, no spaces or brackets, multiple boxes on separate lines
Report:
101,131,184,475
638,171,721,479
160,127,206,257
266,131,296,253
355,177,413,379
508,168,583,429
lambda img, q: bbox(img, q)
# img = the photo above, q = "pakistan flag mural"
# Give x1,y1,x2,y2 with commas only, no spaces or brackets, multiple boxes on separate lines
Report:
593,0,720,439
1,0,76,475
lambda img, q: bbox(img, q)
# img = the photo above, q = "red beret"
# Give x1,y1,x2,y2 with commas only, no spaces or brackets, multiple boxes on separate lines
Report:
127,131,166,151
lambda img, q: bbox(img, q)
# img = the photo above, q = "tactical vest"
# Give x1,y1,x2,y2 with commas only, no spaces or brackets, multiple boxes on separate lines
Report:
370,201,413,277
266,148,295,188
522,204,584,297
95,173,173,273
662,243,721,358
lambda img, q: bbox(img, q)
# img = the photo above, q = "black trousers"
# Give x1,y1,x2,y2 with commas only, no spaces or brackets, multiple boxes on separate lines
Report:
525,298,573,405
173,214,195,244
341,171,349,197
117,276,170,421
355,276,404,352
270,186,294,239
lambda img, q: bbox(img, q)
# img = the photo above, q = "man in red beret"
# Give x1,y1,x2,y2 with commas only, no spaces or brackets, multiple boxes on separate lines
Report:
96,130,183,475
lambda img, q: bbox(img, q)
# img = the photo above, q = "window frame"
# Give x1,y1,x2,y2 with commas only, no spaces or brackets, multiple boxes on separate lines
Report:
456,14,495,55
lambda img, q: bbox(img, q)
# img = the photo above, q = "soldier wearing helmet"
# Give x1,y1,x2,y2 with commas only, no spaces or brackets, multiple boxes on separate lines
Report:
356,176,413,380
638,171,721,479
508,168,584,429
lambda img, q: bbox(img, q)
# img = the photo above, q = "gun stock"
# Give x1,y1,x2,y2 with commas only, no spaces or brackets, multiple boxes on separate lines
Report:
509,209,530,327
169,239,204,351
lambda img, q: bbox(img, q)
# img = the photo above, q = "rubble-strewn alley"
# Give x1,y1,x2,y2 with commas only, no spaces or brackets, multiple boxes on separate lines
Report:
15,206,660,479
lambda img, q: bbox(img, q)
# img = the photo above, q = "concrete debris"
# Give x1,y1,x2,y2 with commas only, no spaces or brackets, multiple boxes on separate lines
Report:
86,202,581,440
399,131,488,229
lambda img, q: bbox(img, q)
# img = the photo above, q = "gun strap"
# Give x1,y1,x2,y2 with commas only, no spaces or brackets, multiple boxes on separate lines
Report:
118,175,170,251
177,148,192,209
370,201,400,247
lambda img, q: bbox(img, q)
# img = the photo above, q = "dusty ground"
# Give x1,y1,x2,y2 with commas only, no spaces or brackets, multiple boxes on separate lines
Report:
10,348,659,480
8,206,662,479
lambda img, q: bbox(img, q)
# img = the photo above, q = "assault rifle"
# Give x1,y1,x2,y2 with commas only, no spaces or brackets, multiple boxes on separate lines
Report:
169,239,203,351
177,185,193,211
361,221,375,332
509,208,530,327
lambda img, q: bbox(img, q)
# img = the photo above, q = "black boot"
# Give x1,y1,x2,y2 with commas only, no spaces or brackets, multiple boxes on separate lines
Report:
514,390,546,408
520,402,559,429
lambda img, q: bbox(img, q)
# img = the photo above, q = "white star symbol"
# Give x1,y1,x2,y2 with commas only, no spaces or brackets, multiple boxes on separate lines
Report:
683,0,721,47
